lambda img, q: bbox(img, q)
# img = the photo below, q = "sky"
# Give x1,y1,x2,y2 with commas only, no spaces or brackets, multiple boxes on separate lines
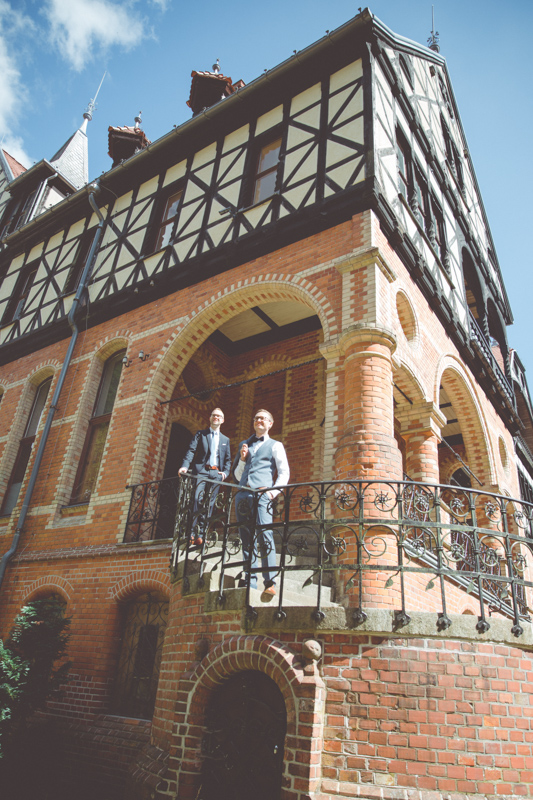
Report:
0,0,532,385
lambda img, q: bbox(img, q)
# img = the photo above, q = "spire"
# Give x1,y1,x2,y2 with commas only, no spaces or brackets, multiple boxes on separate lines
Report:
427,6,440,52
50,74,106,190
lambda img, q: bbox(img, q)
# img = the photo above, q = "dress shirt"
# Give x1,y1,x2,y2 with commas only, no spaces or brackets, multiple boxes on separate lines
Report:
209,428,219,467
234,433,290,495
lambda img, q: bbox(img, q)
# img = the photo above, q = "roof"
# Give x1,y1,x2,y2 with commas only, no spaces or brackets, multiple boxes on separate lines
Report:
2,149,27,179
50,126,88,191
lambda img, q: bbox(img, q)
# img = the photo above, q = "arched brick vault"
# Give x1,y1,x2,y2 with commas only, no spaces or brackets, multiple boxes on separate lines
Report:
128,278,338,485
435,356,496,486
393,360,428,409
170,634,325,800
109,572,171,602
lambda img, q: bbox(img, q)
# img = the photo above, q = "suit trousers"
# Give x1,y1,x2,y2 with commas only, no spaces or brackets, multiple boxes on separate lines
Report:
235,489,277,589
191,473,223,540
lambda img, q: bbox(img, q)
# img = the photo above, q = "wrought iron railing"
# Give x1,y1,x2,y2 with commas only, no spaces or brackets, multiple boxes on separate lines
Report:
124,476,182,543
126,474,533,635
469,311,514,405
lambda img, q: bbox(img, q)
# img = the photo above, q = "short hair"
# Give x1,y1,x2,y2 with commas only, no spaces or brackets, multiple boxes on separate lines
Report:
211,408,224,418
254,408,273,424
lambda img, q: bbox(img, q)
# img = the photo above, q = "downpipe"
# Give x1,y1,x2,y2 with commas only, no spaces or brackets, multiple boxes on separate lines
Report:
0,182,106,591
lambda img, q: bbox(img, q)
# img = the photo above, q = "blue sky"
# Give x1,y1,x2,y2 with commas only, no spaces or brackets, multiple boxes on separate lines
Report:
1,0,532,387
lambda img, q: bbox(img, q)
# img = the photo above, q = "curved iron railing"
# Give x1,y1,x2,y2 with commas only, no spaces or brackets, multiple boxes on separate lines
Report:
126,475,533,635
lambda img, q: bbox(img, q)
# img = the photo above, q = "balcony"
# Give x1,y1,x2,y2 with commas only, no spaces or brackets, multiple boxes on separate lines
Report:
124,474,533,635
469,310,514,406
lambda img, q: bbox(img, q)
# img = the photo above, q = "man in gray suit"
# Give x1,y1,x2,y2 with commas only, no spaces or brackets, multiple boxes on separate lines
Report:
233,409,290,598
179,408,231,546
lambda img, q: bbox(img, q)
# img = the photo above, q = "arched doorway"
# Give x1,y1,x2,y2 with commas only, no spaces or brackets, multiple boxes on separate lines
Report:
157,422,193,539
201,670,287,800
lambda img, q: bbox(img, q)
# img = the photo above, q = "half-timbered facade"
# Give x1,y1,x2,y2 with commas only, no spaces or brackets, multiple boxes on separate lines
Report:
1,10,532,800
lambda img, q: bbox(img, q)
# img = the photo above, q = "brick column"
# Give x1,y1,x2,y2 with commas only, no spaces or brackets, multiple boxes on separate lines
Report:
322,326,403,611
334,324,402,481
395,402,446,484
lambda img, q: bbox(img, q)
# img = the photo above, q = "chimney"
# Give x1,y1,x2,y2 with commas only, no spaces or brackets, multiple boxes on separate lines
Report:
108,113,150,167
187,60,245,116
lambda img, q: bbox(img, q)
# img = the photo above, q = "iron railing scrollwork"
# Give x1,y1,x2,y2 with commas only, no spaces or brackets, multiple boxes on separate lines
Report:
125,474,533,635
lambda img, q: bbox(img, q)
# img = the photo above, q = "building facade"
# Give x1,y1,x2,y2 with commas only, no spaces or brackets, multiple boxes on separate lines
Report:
0,9,532,800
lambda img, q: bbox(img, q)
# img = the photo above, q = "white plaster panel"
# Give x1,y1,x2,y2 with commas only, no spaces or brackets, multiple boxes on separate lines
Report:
137,176,158,201
329,59,362,93
223,125,249,151
28,243,44,262
163,160,186,187
192,143,217,170
291,84,321,116
242,202,272,228
256,107,283,136
113,191,133,214
66,219,86,240
45,232,64,253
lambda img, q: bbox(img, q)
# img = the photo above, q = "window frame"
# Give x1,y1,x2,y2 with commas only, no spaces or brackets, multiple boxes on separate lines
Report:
69,349,126,505
242,126,284,208
0,376,53,516
1,260,39,327
143,181,184,255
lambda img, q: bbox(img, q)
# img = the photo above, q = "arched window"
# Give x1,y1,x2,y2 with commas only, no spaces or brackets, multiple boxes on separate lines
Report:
70,349,125,504
1,375,52,516
112,592,168,719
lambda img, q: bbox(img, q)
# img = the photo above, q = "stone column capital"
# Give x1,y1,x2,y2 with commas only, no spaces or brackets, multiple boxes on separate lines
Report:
337,324,397,357
395,401,447,440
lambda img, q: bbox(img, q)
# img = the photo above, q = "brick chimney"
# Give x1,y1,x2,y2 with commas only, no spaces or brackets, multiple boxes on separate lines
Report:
108,113,150,167
187,60,245,116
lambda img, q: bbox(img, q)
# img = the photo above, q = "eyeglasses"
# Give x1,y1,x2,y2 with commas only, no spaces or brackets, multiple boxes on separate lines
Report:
254,416,269,421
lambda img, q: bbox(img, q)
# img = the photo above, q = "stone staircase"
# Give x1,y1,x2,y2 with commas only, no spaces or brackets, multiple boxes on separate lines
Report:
176,540,341,608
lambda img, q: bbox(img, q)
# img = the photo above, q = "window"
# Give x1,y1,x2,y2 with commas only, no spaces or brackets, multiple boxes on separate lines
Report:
113,592,168,719
155,190,183,251
63,232,93,295
2,261,39,326
441,118,464,192
1,376,52,516
0,190,38,238
252,137,282,204
70,350,125,504
397,136,410,201
427,196,448,266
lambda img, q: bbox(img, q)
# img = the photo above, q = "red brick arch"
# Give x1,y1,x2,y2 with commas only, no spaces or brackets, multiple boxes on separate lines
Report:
436,357,495,485
22,575,74,605
109,571,171,602
171,634,325,800
129,278,334,485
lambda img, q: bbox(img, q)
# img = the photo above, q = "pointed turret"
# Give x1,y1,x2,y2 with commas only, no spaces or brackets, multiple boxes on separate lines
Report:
49,76,105,191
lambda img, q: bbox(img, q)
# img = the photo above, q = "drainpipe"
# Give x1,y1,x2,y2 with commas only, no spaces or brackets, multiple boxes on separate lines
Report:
0,181,106,590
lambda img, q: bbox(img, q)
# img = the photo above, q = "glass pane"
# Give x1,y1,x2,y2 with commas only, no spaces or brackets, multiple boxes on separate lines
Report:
25,377,52,438
72,420,110,503
95,352,125,417
253,170,277,204
163,192,182,222
257,139,281,173
1,439,33,515
155,220,174,251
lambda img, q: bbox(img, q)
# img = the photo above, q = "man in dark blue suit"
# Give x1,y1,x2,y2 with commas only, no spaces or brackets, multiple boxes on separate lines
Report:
179,408,231,546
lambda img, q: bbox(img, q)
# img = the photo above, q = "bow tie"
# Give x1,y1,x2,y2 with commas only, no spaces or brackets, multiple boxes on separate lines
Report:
251,435,264,443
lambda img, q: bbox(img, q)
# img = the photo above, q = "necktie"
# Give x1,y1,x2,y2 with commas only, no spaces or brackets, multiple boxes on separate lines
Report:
209,431,218,467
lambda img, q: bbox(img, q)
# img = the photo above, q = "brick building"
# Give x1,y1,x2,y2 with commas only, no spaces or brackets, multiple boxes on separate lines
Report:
1,8,533,800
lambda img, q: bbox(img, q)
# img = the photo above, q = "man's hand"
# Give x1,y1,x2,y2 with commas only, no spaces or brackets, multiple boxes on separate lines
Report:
178,467,187,475
240,443,249,462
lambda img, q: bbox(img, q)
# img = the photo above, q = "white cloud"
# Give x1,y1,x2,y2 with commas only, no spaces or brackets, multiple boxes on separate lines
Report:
0,3,32,168
45,0,146,71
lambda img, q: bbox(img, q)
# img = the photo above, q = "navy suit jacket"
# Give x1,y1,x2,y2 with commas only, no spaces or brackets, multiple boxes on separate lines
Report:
180,429,231,477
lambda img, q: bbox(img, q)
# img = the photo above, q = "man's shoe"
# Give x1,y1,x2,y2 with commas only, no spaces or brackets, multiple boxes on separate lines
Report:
261,586,276,599
194,536,204,547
